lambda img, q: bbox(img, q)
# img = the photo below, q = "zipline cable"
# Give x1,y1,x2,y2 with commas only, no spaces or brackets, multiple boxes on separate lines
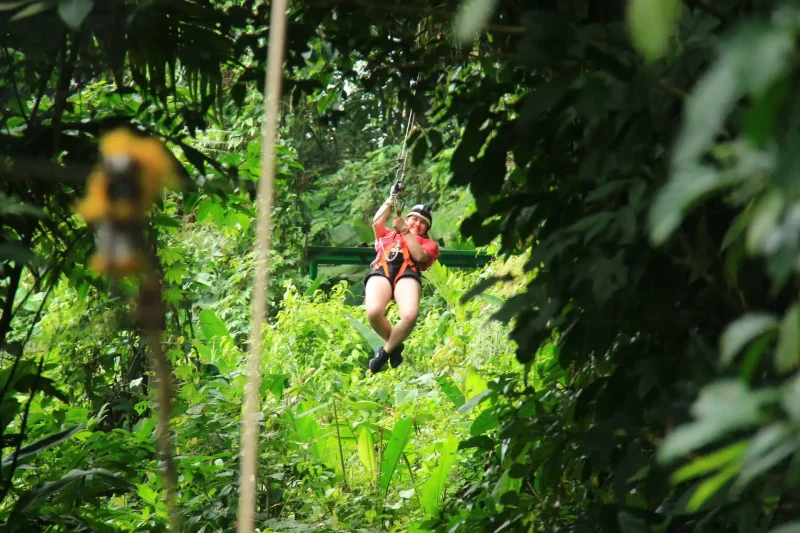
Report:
391,78,418,215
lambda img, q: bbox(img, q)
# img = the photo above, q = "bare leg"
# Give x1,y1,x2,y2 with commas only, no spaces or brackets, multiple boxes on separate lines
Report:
365,276,393,342
384,277,420,353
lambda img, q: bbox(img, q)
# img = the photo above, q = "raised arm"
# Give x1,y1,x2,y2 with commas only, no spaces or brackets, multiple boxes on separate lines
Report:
372,195,395,238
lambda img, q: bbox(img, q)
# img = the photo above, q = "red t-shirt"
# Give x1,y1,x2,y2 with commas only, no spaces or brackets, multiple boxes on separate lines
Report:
372,226,440,271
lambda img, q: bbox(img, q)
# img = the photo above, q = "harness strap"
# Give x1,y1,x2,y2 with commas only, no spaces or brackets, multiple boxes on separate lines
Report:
375,232,419,287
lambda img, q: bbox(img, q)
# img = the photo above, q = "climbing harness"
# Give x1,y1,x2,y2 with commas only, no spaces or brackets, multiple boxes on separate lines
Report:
386,239,403,263
372,231,420,289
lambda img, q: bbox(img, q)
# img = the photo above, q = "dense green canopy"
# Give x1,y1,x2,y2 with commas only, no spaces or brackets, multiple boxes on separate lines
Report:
3,0,800,531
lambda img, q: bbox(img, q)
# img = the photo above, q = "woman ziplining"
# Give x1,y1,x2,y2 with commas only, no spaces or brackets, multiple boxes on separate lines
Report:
364,183,440,374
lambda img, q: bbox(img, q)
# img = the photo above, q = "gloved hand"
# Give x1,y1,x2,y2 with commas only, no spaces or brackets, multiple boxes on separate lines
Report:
390,181,403,197
392,216,409,234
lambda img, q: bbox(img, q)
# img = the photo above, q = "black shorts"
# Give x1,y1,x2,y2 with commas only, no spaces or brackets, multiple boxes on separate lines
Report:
364,259,421,292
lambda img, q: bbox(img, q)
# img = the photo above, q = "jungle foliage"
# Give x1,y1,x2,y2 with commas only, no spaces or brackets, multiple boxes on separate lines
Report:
3,0,800,532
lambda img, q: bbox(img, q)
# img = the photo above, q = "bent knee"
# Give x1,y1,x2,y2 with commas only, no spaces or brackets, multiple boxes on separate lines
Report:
366,305,387,323
400,309,419,324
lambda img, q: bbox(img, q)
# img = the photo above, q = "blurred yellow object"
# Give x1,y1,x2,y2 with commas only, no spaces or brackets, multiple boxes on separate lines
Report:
76,127,180,277
77,127,179,223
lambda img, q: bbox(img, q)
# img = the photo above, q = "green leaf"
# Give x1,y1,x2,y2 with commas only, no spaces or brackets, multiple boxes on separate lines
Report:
464,368,487,399
782,373,800,421
719,313,778,367
329,223,359,246
491,469,522,509
775,304,800,373
260,373,290,399
11,468,134,517
469,408,499,436
459,435,494,450
436,375,465,408
770,523,800,533
0,244,43,267
303,274,327,297
0,1,38,11
358,428,376,478
380,417,413,494
0,397,21,432
746,189,784,254
9,0,49,21
670,439,748,485
14,374,69,402
454,0,499,43
181,143,207,175
345,314,384,351
626,0,680,63
671,33,741,168
350,400,380,411
457,389,493,414
419,435,459,517
649,165,741,245
1,425,83,469
137,483,158,505
198,309,230,340
196,199,214,223
57,0,93,30
658,381,768,463
394,388,419,405
475,292,505,306
686,462,738,512
0,194,45,217
154,214,181,228
734,422,795,492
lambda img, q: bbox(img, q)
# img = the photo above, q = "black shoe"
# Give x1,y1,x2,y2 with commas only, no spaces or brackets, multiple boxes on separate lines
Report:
369,346,390,374
390,343,404,368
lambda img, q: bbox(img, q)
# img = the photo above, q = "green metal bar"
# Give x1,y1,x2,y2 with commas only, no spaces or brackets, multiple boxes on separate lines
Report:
305,245,492,276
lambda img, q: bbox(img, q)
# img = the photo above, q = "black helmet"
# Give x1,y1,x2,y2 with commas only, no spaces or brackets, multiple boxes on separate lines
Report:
405,204,433,229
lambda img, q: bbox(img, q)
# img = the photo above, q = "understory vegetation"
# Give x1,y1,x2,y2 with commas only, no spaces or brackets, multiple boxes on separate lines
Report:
6,0,800,532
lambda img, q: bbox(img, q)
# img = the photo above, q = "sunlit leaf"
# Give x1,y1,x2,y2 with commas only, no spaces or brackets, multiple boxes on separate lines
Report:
734,422,795,492
380,417,413,494
626,0,681,63
669,439,748,485
454,0,499,43
686,463,737,512
419,435,459,517
658,381,769,463
775,304,800,373
345,314,384,351
746,189,784,254
436,375,465,408
9,1,49,21
198,309,230,340
57,0,93,30
358,428,376,479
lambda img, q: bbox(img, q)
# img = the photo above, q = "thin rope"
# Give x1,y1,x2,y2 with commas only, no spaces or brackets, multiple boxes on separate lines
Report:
395,108,415,183
237,0,288,529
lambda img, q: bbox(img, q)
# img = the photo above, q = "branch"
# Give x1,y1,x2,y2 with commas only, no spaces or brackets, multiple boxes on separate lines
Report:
0,49,30,128
0,268,60,456
0,264,23,351
0,356,44,503
52,30,83,154
29,63,55,126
